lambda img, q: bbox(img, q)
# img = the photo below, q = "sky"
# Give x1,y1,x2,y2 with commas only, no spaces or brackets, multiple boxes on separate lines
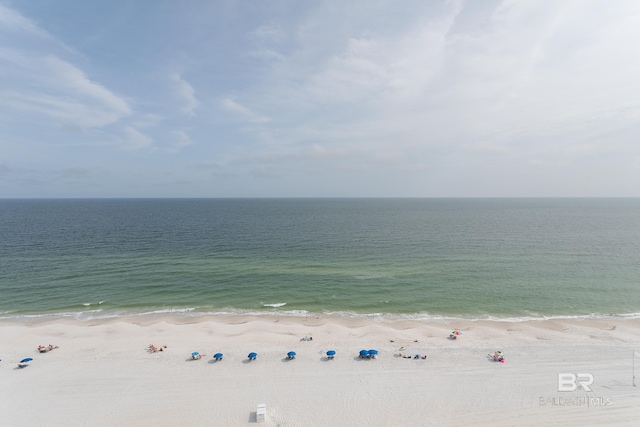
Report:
1,0,639,198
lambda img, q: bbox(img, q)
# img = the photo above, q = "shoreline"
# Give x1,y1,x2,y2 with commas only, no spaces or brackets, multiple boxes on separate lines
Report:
3,307,640,326
2,315,640,426
0,312,640,329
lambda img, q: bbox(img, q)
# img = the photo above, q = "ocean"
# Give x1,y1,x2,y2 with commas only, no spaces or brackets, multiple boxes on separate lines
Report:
1,198,639,322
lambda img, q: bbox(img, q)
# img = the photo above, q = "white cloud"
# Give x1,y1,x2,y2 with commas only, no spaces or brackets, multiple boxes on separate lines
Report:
255,0,640,169
170,131,193,152
0,4,129,130
122,126,153,150
201,0,639,197
228,1,463,151
0,3,52,39
248,24,284,42
0,50,131,128
45,56,131,115
171,74,198,115
437,1,640,156
220,97,270,123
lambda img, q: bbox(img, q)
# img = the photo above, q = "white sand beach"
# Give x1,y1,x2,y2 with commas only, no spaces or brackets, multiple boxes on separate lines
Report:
1,315,640,426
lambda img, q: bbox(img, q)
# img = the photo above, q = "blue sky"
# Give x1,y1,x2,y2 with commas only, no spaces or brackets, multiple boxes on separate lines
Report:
1,0,639,197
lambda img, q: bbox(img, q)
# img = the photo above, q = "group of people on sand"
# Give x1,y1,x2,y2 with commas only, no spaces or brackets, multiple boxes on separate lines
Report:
37,344,59,353
489,351,505,362
393,330,467,360
398,353,427,359
396,345,427,359
148,344,167,353
142,330,507,364
449,330,462,340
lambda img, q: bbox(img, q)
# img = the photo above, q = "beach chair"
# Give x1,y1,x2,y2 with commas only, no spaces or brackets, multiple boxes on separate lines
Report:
18,357,33,368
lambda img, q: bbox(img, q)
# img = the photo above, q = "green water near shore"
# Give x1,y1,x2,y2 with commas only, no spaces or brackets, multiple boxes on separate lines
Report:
2,198,639,321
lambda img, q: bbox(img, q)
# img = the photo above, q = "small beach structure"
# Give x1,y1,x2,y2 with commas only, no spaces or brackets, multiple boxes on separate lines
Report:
248,352,258,361
191,352,201,360
18,357,33,368
359,349,370,359
213,353,223,361
326,350,336,359
368,349,378,358
256,403,266,423
286,351,296,360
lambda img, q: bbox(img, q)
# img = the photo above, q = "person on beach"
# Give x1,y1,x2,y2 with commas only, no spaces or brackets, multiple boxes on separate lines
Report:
191,352,205,360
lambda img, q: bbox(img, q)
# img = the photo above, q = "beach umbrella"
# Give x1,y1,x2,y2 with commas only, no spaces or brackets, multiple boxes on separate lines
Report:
359,349,369,358
248,352,257,360
368,349,378,356
287,351,296,359
452,331,461,336
326,350,336,357
191,352,200,358
213,353,223,361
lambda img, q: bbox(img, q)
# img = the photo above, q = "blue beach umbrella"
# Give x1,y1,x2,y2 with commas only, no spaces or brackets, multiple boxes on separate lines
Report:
287,351,296,359
359,349,369,358
191,352,200,358
368,349,378,356
326,350,336,359
213,353,223,361
248,352,257,360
